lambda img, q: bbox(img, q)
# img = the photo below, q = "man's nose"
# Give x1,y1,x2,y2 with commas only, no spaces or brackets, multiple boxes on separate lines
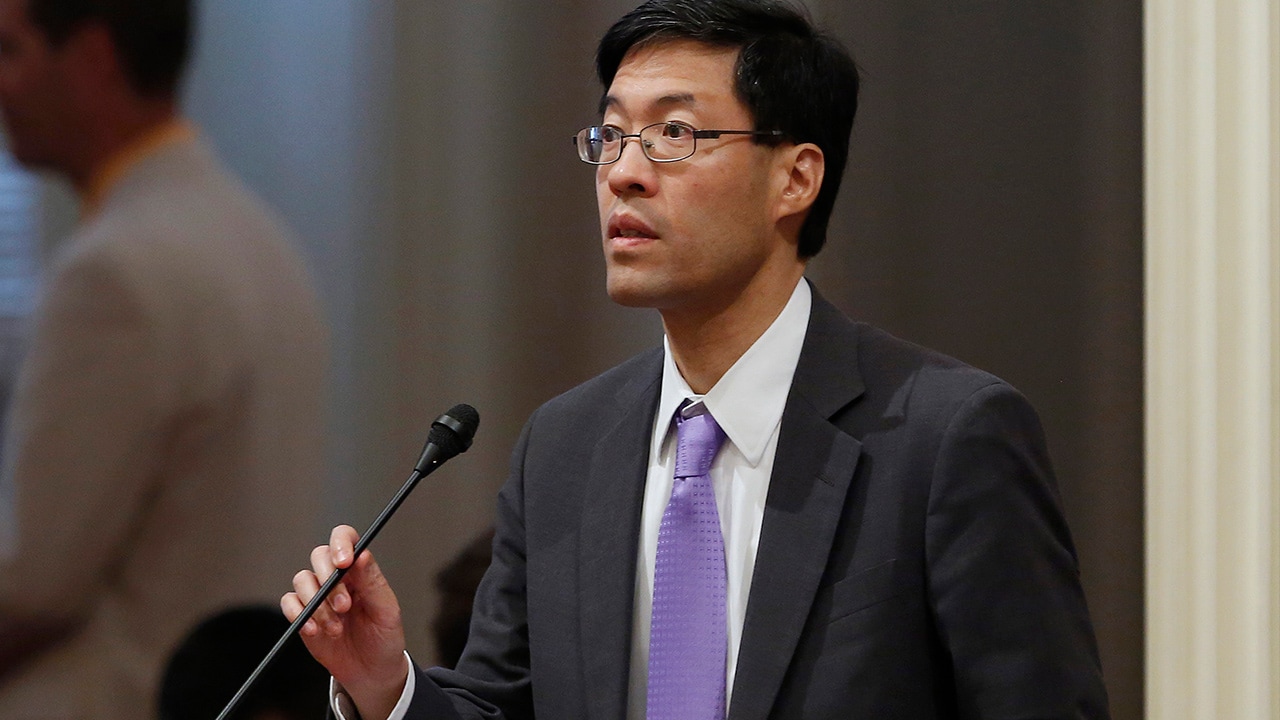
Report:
605,139,656,197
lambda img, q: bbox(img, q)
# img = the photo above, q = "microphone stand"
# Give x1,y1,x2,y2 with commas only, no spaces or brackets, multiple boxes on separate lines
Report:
216,459,441,720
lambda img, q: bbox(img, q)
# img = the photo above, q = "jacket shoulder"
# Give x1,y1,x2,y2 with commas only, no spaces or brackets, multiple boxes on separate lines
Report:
845,321,1039,434
533,347,663,424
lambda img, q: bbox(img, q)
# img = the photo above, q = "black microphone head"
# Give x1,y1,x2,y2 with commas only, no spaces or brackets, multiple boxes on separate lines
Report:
426,403,479,460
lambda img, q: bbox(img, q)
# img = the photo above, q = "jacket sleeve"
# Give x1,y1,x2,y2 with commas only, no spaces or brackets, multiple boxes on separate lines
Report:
925,381,1110,719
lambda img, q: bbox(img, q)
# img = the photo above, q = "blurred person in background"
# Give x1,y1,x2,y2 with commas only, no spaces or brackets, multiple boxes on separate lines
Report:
430,529,494,671
0,0,329,717
158,605,330,720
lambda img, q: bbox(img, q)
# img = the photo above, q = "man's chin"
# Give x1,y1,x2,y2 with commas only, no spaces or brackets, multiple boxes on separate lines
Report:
605,287,655,309
605,278,667,309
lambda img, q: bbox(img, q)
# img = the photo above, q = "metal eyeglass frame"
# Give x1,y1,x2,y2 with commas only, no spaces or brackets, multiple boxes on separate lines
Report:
573,120,785,165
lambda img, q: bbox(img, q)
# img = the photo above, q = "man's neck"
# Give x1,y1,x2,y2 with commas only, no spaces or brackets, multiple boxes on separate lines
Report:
67,99,179,193
661,266,805,394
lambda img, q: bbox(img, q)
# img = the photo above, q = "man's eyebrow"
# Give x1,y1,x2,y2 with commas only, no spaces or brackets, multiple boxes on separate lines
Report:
598,92,698,117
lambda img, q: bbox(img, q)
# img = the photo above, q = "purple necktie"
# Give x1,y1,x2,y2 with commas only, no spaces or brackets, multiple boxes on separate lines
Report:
647,403,728,720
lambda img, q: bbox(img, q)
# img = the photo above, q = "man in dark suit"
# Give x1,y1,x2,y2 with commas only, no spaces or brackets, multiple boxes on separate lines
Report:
284,1,1110,718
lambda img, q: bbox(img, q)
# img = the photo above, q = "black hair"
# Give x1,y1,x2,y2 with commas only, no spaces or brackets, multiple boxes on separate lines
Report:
597,0,859,258
158,605,330,720
28,0,191,98
433,528,495,669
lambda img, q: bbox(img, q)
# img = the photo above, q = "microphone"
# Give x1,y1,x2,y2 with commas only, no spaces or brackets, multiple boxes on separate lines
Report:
414,403,479,472
215,404,479,720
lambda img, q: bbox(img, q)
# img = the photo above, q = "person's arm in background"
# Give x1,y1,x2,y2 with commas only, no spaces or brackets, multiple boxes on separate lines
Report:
0,247,169,679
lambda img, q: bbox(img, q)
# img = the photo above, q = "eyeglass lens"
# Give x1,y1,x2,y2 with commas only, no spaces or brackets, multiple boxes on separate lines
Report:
575,123,697,164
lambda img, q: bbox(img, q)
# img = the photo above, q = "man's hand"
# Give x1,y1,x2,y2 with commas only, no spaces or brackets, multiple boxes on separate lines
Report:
282,525,408,720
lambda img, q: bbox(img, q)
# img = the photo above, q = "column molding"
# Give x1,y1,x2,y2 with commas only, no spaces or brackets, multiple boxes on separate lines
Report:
1145,0,1280,718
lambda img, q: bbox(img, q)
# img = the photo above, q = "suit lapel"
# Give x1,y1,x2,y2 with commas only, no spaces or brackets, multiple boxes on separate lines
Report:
578,354,662,720
729,290,866,720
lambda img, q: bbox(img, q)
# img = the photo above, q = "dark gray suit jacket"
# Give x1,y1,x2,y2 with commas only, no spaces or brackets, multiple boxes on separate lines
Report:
405,287,1109,719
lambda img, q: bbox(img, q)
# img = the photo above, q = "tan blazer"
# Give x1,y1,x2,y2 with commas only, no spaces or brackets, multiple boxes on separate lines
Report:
0,135,329,719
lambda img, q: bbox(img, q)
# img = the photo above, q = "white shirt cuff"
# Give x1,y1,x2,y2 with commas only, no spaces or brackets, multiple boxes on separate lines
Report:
328,651,416,720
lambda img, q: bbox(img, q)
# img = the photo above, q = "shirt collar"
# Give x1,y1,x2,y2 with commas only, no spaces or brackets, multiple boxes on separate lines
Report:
82,117,196,218
652,278,812,466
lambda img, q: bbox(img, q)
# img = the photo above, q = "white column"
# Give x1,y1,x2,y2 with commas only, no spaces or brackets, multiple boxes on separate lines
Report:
1145,0,1280,718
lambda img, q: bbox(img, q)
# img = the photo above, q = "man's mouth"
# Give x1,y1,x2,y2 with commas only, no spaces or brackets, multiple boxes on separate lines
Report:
607,214,658,242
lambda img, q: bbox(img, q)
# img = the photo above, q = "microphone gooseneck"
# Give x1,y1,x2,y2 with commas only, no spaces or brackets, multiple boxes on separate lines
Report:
216,404,480,720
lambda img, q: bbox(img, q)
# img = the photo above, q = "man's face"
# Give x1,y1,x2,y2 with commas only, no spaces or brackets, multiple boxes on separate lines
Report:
0,0,77,169
597,40,793,316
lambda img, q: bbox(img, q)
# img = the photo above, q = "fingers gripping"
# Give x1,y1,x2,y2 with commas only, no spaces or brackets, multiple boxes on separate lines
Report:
283,541,358,637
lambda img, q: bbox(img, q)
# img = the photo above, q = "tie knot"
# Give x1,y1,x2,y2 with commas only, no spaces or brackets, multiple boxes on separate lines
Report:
674,406,726,479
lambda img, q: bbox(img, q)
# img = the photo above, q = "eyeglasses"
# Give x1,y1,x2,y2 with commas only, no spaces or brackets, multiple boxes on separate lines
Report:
572,121,785,165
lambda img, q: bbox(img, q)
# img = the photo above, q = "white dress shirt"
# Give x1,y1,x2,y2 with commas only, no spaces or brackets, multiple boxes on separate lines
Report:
337,280,811,720
625,279,810,720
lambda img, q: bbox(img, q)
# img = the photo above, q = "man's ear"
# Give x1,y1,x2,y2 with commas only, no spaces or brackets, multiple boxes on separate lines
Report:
773,143,825,225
